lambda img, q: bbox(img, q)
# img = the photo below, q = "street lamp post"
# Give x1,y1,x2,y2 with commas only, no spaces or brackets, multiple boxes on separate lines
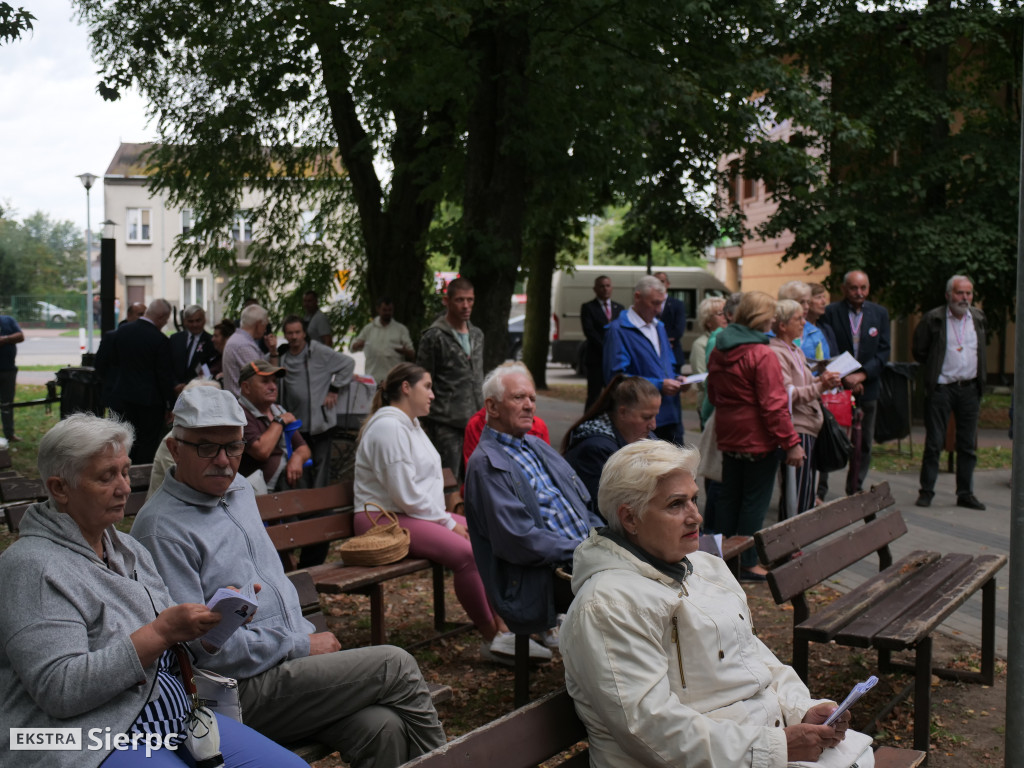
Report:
77,173,98,356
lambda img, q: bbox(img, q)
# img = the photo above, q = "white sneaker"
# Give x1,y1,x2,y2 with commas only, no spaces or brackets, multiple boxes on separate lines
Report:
489,631,553,661
542,626,559,650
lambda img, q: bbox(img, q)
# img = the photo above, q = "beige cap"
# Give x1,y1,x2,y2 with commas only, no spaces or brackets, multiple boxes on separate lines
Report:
173,386,247,429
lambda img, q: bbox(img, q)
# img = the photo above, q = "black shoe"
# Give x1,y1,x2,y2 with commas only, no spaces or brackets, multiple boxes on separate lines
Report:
957,494,986,511
740,569,768,582
915,492,933,508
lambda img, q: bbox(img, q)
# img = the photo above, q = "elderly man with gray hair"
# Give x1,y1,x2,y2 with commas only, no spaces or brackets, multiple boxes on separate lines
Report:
170,304,213,394
133,386,446,767
221,304,280,396
465,363,602,640
603,275,688,445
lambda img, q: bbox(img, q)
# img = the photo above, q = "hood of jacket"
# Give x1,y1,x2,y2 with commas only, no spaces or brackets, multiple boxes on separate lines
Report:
571,529,683,595
18,499,141,577
362,404,417,432
714,322,769,353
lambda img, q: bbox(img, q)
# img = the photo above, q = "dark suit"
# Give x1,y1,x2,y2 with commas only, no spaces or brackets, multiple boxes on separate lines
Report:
580,298,624,408
95,318,174,464
170,329,214,386
821,299,890,494
658,295,687,374
912,305,986,500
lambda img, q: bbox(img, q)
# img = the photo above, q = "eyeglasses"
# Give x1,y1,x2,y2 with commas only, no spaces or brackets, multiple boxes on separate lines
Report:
176,439,247,459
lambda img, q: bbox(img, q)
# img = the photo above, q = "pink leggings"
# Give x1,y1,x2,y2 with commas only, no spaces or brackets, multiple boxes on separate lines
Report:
353,511,496,633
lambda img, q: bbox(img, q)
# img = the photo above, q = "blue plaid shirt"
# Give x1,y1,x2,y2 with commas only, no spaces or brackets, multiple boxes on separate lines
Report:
488,427,590,542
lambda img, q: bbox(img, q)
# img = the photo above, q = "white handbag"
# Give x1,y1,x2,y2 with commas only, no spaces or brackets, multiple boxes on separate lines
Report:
193,667,244,723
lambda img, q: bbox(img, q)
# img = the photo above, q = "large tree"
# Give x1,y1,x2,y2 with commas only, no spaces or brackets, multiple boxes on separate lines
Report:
0,211,87,299
745,0,1021,346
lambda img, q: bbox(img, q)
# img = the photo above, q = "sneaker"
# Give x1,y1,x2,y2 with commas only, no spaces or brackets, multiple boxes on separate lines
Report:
542,627,559,650
479,643,515,667
957,494,986,511
489,631,553,661
915,492,933,508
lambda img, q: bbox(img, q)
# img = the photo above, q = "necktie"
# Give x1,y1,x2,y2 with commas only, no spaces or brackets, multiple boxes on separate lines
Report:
186,334,197,366
604,302,611,320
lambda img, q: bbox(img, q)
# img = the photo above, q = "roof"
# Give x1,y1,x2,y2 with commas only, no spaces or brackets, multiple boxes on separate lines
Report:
104,142,157,179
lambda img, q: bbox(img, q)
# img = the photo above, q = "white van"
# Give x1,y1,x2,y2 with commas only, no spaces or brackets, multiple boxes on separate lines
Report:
549,265,730,372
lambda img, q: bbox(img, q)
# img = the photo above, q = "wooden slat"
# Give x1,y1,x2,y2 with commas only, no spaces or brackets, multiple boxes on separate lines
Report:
128,463,153,491
4,502,31,534
256,484,353,524
721,535,753,562
755,482,896,563
793,551,941,643
307,558,434,594
874,554,1007,651
0,469,18,478
834,553,974,647
766,511,908,604
264,513,354,550
874,745,926,768
403,689,588,768
124,491,148,518
0,448,11,469
442,467,457,493
0,476,45,503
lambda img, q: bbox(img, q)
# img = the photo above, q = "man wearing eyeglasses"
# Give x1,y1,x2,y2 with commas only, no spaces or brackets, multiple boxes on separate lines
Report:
133,386,446,767
237,358,312,492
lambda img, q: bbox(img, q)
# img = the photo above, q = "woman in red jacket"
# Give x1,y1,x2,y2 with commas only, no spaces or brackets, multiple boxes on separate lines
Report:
707,292,804,580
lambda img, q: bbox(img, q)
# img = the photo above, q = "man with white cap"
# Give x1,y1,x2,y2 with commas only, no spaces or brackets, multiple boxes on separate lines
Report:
133,387,446,768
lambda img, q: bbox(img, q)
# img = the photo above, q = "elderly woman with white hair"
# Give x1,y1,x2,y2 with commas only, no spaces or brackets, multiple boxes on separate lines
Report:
0,413,305,768
560,440,864,768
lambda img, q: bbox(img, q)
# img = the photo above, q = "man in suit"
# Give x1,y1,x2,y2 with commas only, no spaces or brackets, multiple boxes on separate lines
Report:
654,271,686,374
170,304,214,395
821,270,891,495
118,301,146,327
95,298,175,463
912,275,987,510
580,274,624,409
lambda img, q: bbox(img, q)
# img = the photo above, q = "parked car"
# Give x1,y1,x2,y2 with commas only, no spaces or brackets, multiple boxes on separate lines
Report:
37,301,77,323
508,315,524,360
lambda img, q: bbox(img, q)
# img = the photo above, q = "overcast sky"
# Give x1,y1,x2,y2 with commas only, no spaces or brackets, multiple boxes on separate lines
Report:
0,2,152,232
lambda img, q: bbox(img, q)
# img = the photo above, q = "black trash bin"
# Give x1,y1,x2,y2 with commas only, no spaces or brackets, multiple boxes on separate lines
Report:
875,361,917,443
56,367,104,419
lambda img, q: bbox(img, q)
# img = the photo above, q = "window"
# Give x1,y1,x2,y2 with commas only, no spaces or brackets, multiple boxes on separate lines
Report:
181,209,194,239
231,211,252,242
126,208,152,243
743,177,757,200
182,276,206,308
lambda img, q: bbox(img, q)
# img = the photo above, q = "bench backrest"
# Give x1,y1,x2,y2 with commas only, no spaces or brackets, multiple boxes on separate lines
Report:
256,483,356,555
754,482,904,605
0,448,11,470
403,689,588,768
128,464,153,492
4,502,31,535
0,476,45,504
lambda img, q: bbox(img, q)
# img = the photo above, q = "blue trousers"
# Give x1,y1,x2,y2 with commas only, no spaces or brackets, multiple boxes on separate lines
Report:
99,712,307,767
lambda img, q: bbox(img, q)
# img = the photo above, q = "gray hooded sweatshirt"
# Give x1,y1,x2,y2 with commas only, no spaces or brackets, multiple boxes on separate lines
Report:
0,501,172,768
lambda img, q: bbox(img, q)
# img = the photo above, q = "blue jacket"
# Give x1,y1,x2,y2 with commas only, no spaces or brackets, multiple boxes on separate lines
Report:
465,428,599,634
603,312,681,428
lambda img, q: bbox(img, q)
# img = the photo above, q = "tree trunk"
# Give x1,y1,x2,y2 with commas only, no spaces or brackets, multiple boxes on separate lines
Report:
460,11,531,373
522,233,556,389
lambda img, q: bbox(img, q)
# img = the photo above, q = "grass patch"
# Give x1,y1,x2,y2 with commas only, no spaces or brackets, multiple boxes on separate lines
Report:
5,384,60,476
871,444,1011,473
979,393,1010,430
17,365,62,372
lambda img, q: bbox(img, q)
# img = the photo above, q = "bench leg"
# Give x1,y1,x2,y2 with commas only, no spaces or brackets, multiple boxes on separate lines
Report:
514,634,530,708
793,637,810,683
432,564,446,632
914,636,932,753
878,647,892,674
981,577,996,686
368,584,386,646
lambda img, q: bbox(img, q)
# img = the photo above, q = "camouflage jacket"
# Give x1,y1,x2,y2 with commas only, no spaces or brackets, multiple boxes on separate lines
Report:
417,316,484,428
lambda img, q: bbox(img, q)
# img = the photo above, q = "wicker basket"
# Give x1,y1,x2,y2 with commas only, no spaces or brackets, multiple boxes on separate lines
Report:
339,503,411,566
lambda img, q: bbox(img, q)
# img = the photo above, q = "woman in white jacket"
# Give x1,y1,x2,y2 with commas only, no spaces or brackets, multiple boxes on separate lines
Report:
355,363,549,664
560,440,863,768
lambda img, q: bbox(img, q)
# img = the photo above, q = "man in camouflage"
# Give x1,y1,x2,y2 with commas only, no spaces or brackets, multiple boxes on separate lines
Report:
417,277,484,480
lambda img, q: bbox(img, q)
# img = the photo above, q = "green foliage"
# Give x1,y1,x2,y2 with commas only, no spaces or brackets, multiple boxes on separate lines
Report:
0,211,87,300
0,2,32,44
744,0,1022,327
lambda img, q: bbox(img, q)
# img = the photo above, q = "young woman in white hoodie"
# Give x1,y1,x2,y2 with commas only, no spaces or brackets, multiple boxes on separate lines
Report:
354,363,550,664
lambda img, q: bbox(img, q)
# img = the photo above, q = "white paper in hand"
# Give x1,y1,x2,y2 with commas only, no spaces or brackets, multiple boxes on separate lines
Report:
825,352,862,378
204,587,258,649
824,675,878,726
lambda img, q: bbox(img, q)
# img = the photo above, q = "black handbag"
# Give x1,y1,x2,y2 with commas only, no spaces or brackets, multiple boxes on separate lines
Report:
813,403,852,473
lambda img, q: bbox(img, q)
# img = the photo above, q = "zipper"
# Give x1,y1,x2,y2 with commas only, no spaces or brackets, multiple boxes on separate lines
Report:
671,616,686,688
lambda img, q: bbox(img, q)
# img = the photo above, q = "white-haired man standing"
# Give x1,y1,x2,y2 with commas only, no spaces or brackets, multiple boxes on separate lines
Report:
221,304,278,396
133,386,446,768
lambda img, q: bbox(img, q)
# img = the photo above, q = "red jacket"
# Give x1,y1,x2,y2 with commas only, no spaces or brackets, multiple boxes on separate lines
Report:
708,338,799,454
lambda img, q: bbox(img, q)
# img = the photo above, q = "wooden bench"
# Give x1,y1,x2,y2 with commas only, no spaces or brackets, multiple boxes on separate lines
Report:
402,687,925,768
0,475,44,504
283,570,453,763
754,481,1006,753
256,482,473,649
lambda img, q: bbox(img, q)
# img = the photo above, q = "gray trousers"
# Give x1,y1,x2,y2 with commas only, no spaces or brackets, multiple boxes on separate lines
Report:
238,645,445,768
